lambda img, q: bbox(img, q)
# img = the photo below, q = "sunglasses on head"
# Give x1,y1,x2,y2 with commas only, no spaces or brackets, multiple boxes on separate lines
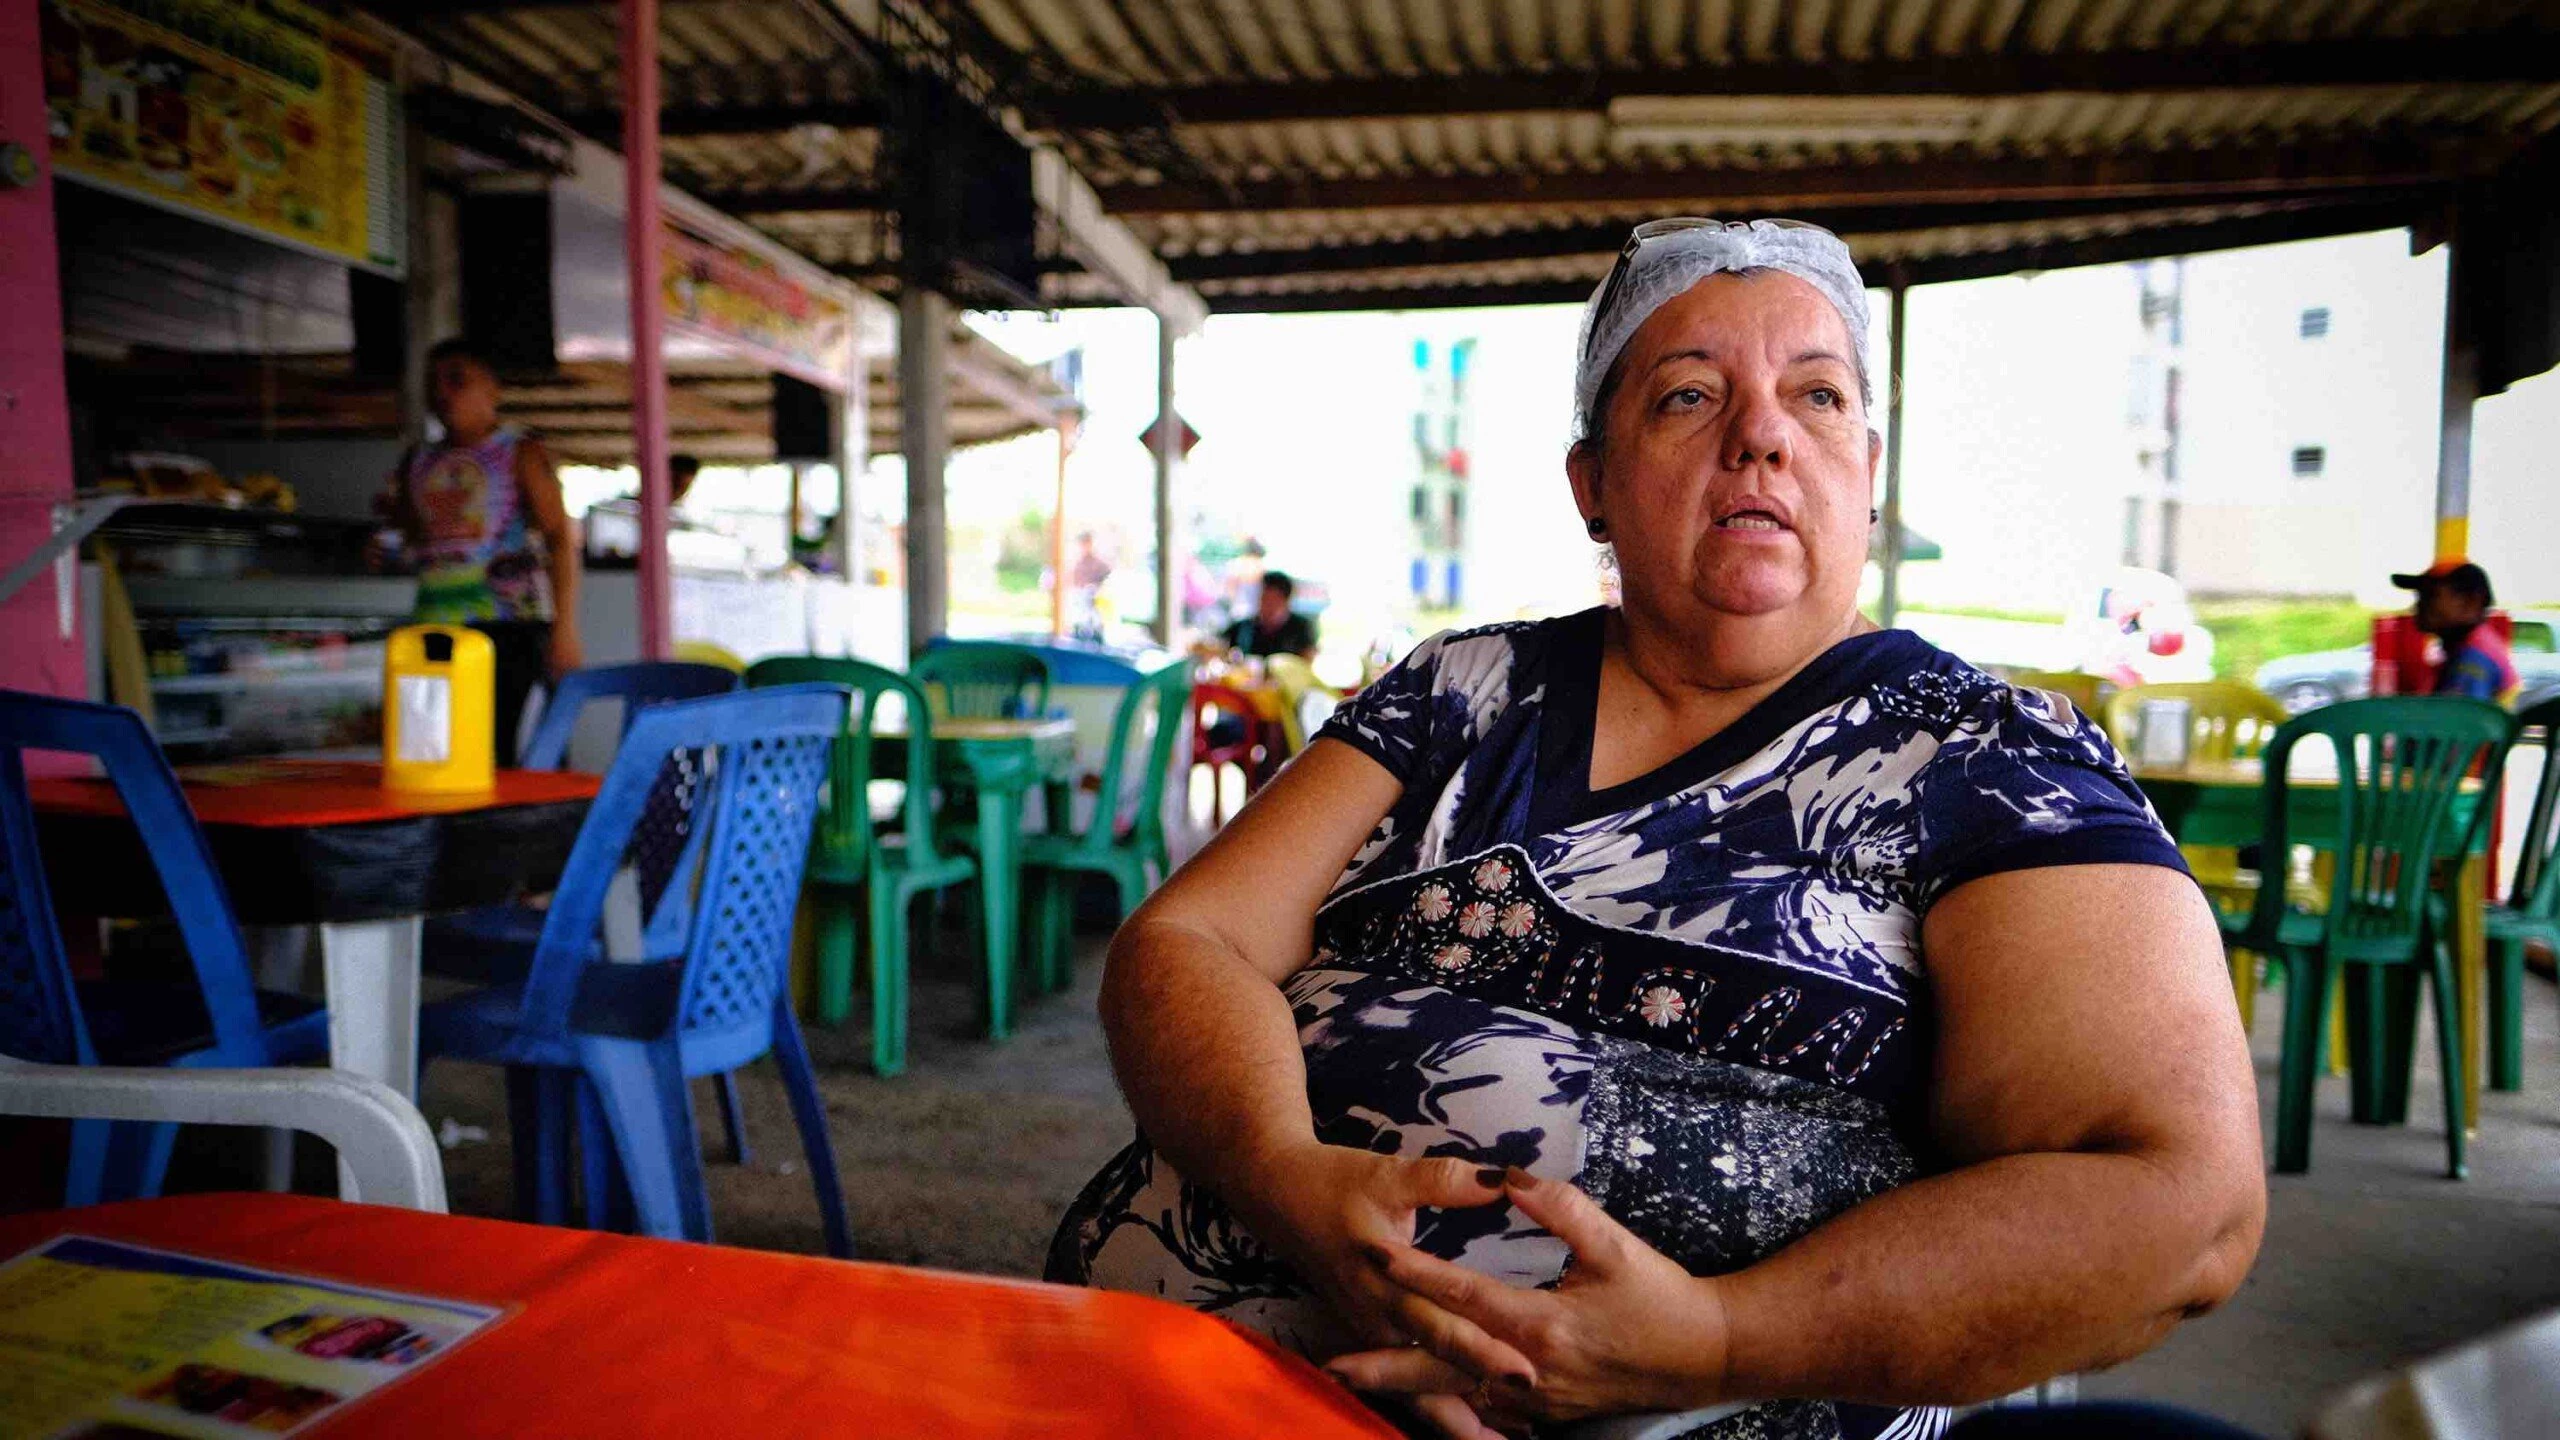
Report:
1583,217,1841,367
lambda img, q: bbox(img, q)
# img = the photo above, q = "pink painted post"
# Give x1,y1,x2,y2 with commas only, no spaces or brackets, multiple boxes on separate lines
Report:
0,0,81,698
620,0,672,659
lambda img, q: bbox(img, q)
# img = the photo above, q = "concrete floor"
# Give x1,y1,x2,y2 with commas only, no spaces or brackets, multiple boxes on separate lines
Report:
2086,970,2560,1433
268,913,2560,1437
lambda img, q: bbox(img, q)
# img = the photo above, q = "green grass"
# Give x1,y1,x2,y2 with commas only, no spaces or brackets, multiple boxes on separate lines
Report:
2192,599,2379,684
1899,603,2068,626
1902,598,2382,686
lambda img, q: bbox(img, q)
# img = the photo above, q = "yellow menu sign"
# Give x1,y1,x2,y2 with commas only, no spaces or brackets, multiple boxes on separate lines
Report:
0,1236,498,1439
40,0,404,274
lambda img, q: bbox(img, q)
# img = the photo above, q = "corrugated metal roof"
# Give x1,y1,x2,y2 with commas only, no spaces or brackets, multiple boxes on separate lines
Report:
392,0,2560,311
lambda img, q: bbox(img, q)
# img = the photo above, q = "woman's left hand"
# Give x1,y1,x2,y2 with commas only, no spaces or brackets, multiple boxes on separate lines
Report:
1324,1168,1731,1433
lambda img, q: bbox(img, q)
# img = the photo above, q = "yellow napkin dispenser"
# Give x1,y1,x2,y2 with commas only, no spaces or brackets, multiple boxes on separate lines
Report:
382,624,495,792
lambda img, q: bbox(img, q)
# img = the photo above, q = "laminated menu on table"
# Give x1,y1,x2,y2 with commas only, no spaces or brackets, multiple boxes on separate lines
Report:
0,1235,501,1439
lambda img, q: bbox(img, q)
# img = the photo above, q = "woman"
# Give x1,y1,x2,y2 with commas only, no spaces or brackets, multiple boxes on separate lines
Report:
1050,221,2264,1440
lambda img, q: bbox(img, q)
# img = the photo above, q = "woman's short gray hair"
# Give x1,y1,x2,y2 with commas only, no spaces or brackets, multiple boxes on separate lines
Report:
1573,220,1873,443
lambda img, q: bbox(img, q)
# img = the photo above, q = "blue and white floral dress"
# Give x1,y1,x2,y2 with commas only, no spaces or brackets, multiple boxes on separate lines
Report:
1050,610,2188,1440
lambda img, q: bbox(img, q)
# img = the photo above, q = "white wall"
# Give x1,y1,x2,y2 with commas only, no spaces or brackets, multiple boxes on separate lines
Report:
2173,231,2447,604
1889,264,2147,616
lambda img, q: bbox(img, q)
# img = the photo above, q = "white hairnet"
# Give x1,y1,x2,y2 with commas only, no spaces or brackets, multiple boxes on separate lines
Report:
1573,220,1872,439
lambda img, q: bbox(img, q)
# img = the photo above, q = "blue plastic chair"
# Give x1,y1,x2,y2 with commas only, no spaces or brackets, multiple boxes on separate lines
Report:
0,690,327,1204
521,663,742,771
418,686,854,1255
424,662,754,1165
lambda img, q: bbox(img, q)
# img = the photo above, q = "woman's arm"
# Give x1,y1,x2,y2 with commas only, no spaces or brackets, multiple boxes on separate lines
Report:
1335,862,2264,1421
1714,862,2265,1403
1102,737,1528,1400
1102,736,1399,1190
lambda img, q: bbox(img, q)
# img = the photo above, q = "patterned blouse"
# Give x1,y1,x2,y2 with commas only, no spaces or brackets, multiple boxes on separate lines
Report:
1051,609,2188,1440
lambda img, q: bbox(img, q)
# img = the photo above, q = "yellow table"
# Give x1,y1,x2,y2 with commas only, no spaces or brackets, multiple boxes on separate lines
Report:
2132,757,2491,1131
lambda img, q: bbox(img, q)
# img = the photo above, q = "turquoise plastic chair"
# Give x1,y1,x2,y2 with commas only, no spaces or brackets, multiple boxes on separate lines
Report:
746,657,975,1077
913,645,1052,720
2220,697,2514,1178
1023,661,1194,992
2486,696,2560,1092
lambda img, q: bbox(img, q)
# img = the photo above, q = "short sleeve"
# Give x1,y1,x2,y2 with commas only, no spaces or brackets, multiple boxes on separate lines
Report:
1909,684,2191,906
1315,631,1452,784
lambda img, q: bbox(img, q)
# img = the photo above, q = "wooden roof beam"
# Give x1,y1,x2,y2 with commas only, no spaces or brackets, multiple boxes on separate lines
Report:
1099,140,2473,215
1203,198,2424,312
1161,191,2432,281
1043,37,2560,130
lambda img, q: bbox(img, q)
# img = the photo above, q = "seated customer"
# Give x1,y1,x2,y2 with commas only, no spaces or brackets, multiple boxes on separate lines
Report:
2395,559,2517,704
1050,220,2264,1440
1226,571,1318,659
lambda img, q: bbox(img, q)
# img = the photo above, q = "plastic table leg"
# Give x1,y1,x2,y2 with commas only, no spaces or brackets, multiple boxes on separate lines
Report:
974,784,1025,1041
320,915,425,1197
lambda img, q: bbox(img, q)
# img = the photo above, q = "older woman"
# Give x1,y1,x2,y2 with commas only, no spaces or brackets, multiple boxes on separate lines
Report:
1049,221,2264,1440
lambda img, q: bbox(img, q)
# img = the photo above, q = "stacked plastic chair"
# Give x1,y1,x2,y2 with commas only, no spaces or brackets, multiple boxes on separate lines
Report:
419,686,855,1254
424,661,753,1164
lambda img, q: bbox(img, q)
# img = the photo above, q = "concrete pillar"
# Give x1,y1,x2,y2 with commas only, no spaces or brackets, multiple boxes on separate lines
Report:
0,0,81,697
1152,318,1177,646
2435,233,2478,563
1878,279,1907,630
620,0,672,658
834,350,865,586
900,287,951,658
1051,417,1074,637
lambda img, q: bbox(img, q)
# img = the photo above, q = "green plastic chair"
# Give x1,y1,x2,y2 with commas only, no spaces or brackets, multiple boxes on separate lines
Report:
2220,697,2514,1178
913,645,1053,720
1022,661,1195,992
2486,696,2560,1092
745,656,975,1077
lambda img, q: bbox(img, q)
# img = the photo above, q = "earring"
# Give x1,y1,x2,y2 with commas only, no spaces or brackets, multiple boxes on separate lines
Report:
1585,516,1608,540
1869,508,1881,523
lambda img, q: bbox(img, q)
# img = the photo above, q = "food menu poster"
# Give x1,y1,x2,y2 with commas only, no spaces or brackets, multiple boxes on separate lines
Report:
0,1236,499,1439
40,0,406,275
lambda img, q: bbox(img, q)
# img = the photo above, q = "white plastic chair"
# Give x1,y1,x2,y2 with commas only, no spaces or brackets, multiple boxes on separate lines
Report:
0,1058,447,1212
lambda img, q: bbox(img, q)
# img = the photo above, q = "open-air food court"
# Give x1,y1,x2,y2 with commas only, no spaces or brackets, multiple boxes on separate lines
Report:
5,1,2560,1436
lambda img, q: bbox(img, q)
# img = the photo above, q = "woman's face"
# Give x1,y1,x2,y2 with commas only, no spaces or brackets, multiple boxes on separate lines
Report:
1570,270,1879,642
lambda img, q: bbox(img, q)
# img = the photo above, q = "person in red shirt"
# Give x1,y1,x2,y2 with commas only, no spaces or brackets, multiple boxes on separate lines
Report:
2393,560,2518,704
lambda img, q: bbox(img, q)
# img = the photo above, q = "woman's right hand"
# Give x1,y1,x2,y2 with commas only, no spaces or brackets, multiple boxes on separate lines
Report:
1226,1142,1539,1375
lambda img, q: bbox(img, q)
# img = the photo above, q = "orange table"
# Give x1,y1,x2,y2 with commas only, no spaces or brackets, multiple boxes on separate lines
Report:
33,761,601,1119
0,1194,1399,1439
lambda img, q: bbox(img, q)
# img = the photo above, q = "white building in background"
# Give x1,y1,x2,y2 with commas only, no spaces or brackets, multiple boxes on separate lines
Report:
1894,228,2559,614
957,227,2555,649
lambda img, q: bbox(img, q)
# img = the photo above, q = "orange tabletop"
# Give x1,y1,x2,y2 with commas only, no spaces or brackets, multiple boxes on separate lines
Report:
0,1194,1399,1440
30,760,601,926
29,758,601,829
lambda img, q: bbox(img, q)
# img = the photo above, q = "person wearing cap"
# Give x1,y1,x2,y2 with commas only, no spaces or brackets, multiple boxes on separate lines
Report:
1051,220,2262,1440
2396,560,2518,703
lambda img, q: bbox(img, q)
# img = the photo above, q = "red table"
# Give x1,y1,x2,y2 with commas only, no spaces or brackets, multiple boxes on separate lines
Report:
0,1195,1398,1438
33,761,601,1127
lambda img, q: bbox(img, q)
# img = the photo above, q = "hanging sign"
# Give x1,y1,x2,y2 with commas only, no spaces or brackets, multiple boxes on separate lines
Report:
41,0,405,274
1138,412,1201,460
663,218,856,392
